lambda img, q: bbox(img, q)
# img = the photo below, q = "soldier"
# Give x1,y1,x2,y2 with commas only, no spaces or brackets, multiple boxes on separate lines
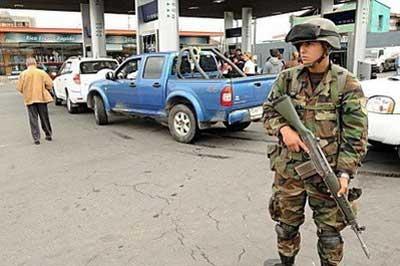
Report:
263,18,368,266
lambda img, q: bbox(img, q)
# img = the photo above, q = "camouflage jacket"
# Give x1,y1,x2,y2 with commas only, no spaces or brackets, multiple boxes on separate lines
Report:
263,64,368,179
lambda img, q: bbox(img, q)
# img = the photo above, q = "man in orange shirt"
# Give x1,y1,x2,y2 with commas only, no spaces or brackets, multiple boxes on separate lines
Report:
17,57,54,145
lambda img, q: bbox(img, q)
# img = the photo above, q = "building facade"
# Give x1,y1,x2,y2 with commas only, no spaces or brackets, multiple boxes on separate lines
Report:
291,0,391,33
390,13,400,31
0,11,35,27
0,27,222,75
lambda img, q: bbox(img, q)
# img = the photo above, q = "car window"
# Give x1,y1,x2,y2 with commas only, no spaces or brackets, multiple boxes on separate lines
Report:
80,60,118,74
58,62,66,75
47,65,60,73
61,62,72,75
143,56,165,79
116,58,141,80
171,54,218,75
199,54,218,72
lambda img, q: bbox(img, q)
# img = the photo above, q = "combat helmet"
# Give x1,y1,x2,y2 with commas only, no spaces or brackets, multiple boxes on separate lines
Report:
285,17,341,49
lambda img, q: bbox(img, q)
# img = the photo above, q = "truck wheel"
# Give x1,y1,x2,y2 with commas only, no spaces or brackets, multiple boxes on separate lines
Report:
53,88,62,106
223,121,251,132
94,95,108,125
168,104,197,143
368,140,393,151
66,92,78,114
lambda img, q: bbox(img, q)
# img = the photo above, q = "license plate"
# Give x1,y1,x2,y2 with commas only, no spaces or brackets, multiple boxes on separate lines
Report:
249,106,263,120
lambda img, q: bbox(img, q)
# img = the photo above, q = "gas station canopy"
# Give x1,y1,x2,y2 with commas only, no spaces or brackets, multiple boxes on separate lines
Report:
1,0,321,18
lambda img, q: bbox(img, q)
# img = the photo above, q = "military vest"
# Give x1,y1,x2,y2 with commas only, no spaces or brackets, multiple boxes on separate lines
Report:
268,64,349,179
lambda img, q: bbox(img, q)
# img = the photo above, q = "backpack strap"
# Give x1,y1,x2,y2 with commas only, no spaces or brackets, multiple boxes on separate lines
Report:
285,65,304,97
330,64,348,104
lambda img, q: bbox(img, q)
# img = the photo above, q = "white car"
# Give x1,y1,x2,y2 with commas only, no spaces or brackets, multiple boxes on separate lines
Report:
53,57,118,113
361,75,400,157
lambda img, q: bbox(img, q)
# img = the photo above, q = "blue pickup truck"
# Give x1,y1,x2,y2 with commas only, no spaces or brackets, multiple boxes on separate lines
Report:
87,48,274,143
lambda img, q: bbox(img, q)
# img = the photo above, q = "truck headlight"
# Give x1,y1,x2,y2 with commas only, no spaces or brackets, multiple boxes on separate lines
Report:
367,96,395,114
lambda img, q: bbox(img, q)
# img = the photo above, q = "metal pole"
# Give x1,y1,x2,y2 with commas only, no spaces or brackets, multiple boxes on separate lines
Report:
80,3,91,58
89,0,106,58
320,0,334,14
224,11,234,53
352,0,370,76
252,17,257,55
241,7,253,53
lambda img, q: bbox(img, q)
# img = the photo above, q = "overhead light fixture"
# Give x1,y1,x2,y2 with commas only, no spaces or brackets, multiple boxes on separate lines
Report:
188,6,200,10
213,0,225,3
14,4,24,8
301,5,314,10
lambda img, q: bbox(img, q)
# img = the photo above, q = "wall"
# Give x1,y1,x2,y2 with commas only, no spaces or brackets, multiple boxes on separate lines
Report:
291,0,391,33
369,0,391,32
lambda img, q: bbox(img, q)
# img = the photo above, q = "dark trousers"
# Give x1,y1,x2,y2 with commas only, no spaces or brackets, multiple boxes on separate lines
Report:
27,103,52,141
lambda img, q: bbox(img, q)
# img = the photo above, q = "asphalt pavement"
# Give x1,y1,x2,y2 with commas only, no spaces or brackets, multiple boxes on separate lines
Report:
1,81,400,266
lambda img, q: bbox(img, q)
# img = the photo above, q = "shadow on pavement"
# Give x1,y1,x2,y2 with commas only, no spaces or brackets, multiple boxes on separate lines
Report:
361,146,400,177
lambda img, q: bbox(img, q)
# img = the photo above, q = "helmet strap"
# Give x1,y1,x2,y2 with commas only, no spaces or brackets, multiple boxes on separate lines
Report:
303,42,330,69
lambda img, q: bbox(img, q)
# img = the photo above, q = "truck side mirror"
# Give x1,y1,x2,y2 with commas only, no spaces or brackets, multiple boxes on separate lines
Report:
105,71,115,80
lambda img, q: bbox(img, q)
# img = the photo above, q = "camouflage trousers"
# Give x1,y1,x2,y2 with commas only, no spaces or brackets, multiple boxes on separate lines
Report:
269,173,357,266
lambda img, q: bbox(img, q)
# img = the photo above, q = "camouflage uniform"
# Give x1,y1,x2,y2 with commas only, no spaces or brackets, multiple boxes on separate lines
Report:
263,64,368,265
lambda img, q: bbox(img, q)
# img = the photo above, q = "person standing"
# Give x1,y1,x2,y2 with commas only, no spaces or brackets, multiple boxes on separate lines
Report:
263,49,284,74
396,54,400,75
233,48,245,70
263,18,368,266
17,57,54,145
243,52,256,75
285,51,301,69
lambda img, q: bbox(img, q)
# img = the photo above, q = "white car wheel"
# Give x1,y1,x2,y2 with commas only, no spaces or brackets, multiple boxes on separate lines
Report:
66,92,78,114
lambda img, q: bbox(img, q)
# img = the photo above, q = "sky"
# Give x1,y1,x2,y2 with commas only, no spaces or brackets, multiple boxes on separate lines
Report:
1,0,399,42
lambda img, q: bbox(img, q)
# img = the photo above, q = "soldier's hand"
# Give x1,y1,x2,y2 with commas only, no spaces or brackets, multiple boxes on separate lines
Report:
280,126,309,153
337,177,349,197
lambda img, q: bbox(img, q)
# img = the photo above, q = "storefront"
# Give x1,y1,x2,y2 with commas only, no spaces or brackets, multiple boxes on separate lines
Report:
0,27,221,75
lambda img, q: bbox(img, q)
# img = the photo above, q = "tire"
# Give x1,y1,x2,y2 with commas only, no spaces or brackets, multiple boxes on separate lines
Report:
223,121,251,132
93,95,108,125
368,140,394,151
66,92,78,114
53,88,62,106
168,104,197,143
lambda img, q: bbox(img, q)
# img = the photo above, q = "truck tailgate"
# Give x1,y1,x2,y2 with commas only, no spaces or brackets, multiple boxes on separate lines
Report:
230,75,275,109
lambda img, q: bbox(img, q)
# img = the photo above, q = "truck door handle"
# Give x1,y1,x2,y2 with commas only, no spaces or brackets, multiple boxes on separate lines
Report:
254,82,262,87
129,82,136,87
152,82,161,88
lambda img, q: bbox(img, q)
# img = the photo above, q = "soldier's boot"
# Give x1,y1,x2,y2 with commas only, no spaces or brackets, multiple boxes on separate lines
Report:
275,222,300,266
277,253,296,266
317,229,344,266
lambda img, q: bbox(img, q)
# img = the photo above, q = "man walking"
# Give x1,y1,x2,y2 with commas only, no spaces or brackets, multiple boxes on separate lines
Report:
263,49,284,74
263,18,368,266
17,57,54,145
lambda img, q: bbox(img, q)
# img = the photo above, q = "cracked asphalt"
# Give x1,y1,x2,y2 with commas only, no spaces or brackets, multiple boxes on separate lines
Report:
1,81,400,266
